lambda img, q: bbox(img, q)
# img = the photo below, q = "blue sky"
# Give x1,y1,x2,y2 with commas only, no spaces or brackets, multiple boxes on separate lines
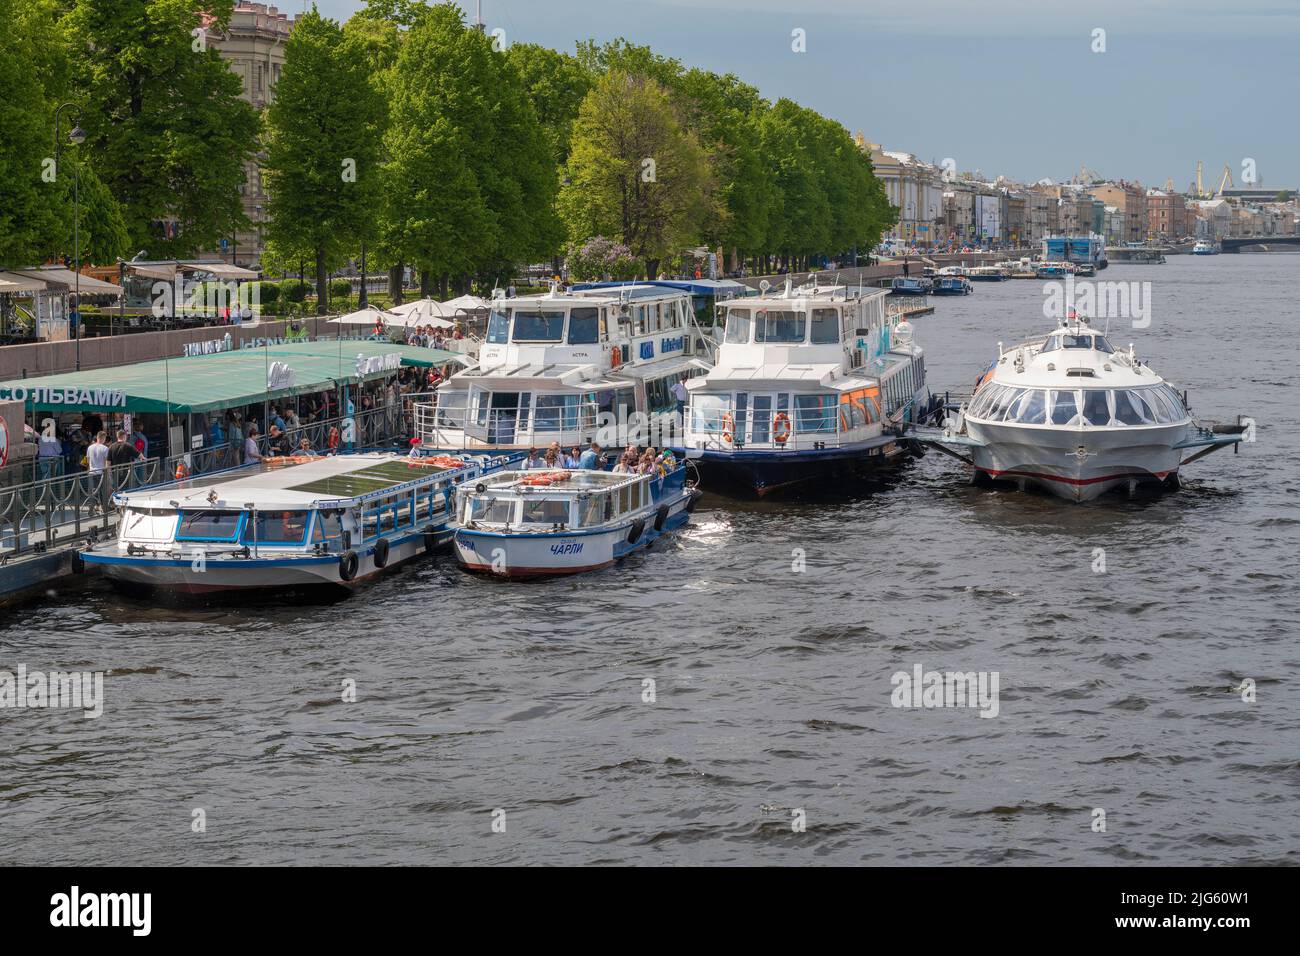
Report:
309,0,1298,190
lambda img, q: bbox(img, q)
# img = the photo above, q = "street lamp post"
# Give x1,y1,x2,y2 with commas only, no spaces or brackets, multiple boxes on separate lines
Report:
54,103,86,371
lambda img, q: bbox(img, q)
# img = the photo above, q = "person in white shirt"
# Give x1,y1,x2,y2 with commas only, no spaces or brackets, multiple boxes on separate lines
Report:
671,378,689,417
521,448,544,470
244,425,264,463
86,431,110,474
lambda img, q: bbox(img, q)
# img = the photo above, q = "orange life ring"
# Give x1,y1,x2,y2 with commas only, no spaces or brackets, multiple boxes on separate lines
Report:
174,461,190,480
721,413,735,444
773,412,792,443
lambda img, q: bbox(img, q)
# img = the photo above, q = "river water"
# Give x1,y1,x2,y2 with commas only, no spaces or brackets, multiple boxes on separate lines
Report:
3,254,1296,865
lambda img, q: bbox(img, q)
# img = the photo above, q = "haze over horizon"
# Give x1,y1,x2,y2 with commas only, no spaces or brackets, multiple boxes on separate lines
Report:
305,0,1297,193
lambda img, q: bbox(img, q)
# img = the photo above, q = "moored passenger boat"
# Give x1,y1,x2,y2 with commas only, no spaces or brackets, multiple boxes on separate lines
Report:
969,264,1010,281
1035,261,1074,278
79,450,515,593
1191,240,1219,255
683,280,936,495
932,274,973,296
412,284,714,453
452,460,699,577
890,275,933,295
923,316,1249,501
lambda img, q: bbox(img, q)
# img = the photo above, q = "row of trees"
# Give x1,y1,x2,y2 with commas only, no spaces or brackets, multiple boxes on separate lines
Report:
0,0,257,268
0,0,897,315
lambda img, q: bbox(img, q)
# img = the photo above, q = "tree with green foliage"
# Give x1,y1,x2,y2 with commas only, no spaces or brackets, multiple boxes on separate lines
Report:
507,43,593,169
380,2,557,294
559,70,715,276
63,0,259,258
262,9,385,314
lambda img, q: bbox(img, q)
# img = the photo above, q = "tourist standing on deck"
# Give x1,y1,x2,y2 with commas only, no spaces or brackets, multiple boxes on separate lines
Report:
671,378,688,418
578,441,601,470
244,425,263,463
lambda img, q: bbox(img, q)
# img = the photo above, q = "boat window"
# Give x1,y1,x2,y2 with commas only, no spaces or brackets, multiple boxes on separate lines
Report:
1015,389,1047,424
795,394,837,433
1115,390,1153,426
471,498,515,524
810,308,839,344
690,394,728,434
487,309,510,344
1157,385,1186,421
1082,388,1110,425
315,511,343,541
1040,336,1060,353
1093,335,1115,353
512,310,565,342
176,510,244,542
1003,389,1032,421
723,308,751,344
755,310,807,344
1049,389,1080,426
248,510,311,545
121,508,178,542
1063,334,1093,349
522,498,571,525
988,386,1017,421
568,307,600,345
577,494,604,526
535,394,579,432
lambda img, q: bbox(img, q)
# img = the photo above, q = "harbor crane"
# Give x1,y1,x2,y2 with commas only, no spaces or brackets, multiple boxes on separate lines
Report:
1190,161,1237,199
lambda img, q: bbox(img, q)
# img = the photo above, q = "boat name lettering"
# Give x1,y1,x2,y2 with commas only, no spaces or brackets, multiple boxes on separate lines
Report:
267,361,296,390
550,542,583,556
660,336,685,354
639,341,655,360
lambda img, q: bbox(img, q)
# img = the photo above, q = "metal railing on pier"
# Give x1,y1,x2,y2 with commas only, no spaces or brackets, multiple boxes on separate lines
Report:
0,458,163,559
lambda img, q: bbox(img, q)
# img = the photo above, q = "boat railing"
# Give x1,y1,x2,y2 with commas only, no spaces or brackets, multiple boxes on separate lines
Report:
0,457,164,558
685,402,874,451
411,393,683,450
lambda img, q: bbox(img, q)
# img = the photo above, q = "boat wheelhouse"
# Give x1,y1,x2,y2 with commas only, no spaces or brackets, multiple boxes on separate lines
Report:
925,317,1248,501
890,275,933,295
1035,261,1074,278
452,462,699,577
683,280,934,495
79,451,514,593
413,285,714,452
933,274,973,296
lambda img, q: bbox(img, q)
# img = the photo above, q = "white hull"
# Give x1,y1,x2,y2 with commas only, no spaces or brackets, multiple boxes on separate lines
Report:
967,420,1190,502
454,495,693,577
87,528,446,593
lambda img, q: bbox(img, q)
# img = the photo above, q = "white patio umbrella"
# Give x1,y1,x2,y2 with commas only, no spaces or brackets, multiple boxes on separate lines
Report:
441,293,490,313
389,297,456,327
328,305,402,325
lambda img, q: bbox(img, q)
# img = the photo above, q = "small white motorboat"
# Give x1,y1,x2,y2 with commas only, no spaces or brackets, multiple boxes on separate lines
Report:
452,460,700,577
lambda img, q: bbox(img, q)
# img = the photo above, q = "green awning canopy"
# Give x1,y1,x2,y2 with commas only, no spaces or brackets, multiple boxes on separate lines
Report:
0,341,458,415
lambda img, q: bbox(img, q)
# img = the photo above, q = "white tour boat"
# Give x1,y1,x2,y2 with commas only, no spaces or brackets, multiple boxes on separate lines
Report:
413,284,716,452
682,279,937,495
78,450,515,593
452,461,700,578
926,315,1249,501
1191,240,1220,255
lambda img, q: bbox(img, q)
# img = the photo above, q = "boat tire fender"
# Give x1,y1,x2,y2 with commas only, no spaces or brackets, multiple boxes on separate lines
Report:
423,527,439,554
627,518,646,544
373,538,391,569
685,490,700,513
339,550,359,582
653,504,670,532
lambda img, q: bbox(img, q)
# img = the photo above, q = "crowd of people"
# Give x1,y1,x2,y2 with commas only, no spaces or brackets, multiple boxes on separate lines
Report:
402,325,465,349
519,440,677,478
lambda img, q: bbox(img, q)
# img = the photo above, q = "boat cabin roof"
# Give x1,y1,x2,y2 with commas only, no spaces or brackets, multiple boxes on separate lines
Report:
115,453,472,511
991,322,1164,389
471,468,643,496
497,285,689,309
